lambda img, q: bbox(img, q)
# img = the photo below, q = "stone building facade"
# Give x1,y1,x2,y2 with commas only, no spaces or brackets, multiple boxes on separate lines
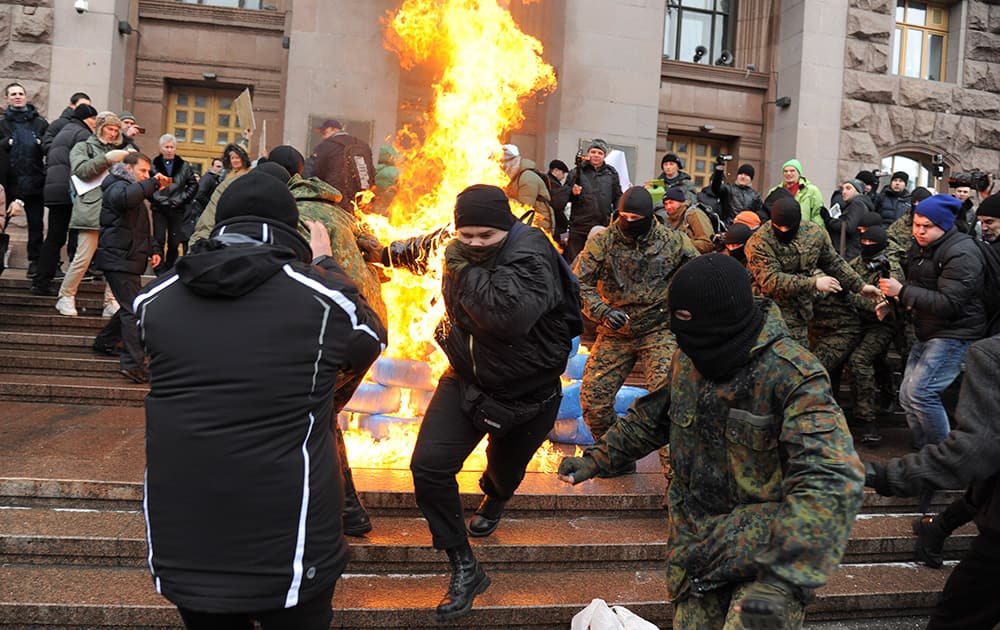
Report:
0,1,54,115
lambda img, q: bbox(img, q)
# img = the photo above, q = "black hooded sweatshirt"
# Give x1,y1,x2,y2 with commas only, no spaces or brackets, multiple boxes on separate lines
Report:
136,218,386,613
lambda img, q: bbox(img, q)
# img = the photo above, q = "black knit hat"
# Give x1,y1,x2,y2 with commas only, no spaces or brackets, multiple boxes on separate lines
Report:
891,171,909,184
216,169,299,228
454,184,516,231
549,159,569,173
770,196,802,228
856,170,878,188
737,164,755,179
977,192,1000,218
663,186,686,202
72,103,98,121
661,152,682,168
763,186,793,211
724,223,753,246
254,161,291,183
618,186,654,218
911,187,932,204
668,253,764,381
862,225,888,246
859,212,883,228
268,145,305,176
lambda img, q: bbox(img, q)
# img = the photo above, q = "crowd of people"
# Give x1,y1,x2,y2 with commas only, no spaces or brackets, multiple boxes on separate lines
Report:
3,80,999,629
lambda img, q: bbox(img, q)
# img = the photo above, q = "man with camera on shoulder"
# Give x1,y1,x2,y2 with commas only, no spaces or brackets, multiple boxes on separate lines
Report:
710,155,762,225
877,194,986,449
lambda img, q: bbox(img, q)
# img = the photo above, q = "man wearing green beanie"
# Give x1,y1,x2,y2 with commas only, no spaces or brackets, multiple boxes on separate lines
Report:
768,158,825,227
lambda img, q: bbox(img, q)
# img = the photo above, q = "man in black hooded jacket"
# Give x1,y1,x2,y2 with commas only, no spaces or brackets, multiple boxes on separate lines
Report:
136,169,386,629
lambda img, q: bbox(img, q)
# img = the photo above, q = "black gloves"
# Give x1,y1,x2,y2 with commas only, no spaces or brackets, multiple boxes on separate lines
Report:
737,579,801,630
864,461,891,496
557,456,599,485
602,309,629,330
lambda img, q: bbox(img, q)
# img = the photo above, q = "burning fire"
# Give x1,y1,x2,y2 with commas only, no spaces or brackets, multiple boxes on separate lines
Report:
342,0,561,471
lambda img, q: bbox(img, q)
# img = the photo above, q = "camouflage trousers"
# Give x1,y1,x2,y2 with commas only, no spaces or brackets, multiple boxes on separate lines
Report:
581,327,676,441
809,319,863,376
672,582,805,629
847,324,896,424
777,308,810,347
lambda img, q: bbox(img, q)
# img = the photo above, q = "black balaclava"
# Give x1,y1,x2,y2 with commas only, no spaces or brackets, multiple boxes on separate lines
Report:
453,184,516,265
860,226,888,259
668,254,765,382
724,223,752,264
770,197,802,244
616,186,654,239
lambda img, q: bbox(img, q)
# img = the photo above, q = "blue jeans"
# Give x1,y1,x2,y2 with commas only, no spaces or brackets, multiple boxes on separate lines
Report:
898,337,972,447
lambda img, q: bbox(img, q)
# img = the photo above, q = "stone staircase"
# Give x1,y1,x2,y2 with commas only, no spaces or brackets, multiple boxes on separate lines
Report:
0,270,974,629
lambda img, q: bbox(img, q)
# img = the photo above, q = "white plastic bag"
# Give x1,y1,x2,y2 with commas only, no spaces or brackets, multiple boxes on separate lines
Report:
571,598,660,630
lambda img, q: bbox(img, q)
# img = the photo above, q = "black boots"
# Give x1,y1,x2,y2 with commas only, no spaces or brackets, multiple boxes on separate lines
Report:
468,496,508,537
436,543,490,622
335,423,371,536
912,515,946,568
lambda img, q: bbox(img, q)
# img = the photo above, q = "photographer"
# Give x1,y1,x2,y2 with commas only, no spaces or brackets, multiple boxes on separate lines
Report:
875,171,912,225
877,195,986,448
710,158,762,225
948,171,991,235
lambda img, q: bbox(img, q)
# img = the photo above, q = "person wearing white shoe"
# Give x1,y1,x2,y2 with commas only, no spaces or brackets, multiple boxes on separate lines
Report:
102,299,119,318
55,295,77,317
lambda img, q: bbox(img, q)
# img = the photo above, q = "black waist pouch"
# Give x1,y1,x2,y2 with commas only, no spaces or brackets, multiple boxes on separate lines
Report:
460,380,557,437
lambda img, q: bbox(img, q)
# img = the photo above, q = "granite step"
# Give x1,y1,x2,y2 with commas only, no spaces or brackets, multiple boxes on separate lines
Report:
0,348,120,376
0,374,148,408
0,311,110,334
0,505,974,570
0,292,108,314
0,562,953,629
0,331,99,352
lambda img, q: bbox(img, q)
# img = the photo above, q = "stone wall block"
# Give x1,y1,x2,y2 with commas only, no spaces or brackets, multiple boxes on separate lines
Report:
990,5,1000,33
0,6,11,48
976,119,1000,150
845,40,890,73
913,109,938,138
846,8,892,42
840,130,881,163
897,78,954,112
968,2,990,31
0,41,50,81
967,30,1000,63
12,6,52,42
842,99,874,129
868,106,896,147
964,60,1000,91
964,147,1000,174
886,105,916,141
849,0,894,15
955,89,1000,117
844,70,897,104
932,113,975,152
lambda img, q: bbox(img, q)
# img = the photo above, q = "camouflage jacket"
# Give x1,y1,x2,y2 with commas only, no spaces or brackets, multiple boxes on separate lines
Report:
583,299,864,598
745,221,865,324
573,220,699,337
886,211,913,272
813,253,903,328
290,174,387,325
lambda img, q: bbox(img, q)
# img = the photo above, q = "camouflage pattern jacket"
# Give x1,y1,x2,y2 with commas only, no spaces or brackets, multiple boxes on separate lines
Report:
290,174,387,326
745,221,865,325
886,211,913,272
573,221,699,337
813,253,903,328
582,299,864,599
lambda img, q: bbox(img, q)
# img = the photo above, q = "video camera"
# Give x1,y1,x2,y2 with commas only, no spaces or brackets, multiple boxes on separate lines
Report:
948,170,991,192
715,154,733,165
864,254,891,278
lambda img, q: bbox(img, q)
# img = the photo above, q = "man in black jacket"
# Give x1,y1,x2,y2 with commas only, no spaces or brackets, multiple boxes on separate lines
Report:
40,91,90,154
410,184,576,622
32,103,98,295
150,133,199,274
711,162,762,225
875,171,912,226
877,194,985,449
563,139,621,261
0,82,48,277
865,336,1000,629
303,118,375,209
137,169,386,629
93,153,167,383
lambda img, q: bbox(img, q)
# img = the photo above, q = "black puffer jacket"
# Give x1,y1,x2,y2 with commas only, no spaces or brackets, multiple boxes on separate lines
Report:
900,227,986,341
0,104,48,197
711,169,762,224
151,154,198,217
875,186,911,225
438,221,573,401
41,106,74,155
137,218,386,613
94,163,160,274
823,193,875,260
43,117,92,206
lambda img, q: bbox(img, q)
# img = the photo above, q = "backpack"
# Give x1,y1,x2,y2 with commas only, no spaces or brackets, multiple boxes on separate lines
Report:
507,221,584,337
330,135,374,199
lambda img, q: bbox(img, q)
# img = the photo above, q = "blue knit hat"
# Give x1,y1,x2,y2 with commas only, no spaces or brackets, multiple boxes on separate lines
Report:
913,194,960,231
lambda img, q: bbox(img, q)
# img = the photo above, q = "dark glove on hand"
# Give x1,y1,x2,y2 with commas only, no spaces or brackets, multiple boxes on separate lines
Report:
557,456,599,485
864,461,892,496
444,240,469,275
737,579,800,630
356,234,386,265
602,309,629,330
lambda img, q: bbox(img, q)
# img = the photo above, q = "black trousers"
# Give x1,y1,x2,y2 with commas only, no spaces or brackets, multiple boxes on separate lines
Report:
34,202,73,287
927,530,1000,629
410,372,559,550
152,209,185,273
177,581,336,630
95,271,142,369
22,194,44,262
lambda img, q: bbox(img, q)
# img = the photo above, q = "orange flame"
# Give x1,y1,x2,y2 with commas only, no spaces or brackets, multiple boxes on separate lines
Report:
344,0,563,471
